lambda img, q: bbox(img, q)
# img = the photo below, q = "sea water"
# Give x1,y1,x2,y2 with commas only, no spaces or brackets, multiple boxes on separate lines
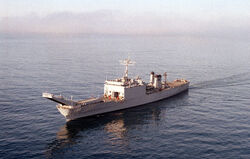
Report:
0,34,250,158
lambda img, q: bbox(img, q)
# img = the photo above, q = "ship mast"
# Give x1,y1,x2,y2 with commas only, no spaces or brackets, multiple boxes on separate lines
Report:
120,58,135,78
163,72,167,85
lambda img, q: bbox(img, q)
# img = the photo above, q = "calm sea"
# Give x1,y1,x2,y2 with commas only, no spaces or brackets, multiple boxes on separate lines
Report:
0,34,250,159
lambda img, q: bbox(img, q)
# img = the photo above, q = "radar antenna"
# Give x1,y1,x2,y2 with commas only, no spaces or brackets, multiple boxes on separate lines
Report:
119,58,135,78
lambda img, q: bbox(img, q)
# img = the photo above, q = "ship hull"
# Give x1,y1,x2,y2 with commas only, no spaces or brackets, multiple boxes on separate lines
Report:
57,82,189,121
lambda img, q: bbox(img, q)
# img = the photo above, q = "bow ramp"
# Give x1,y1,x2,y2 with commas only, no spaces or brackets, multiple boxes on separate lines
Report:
42,93,78,106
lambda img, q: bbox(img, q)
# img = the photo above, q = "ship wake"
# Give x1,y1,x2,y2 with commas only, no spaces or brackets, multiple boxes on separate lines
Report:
190,72,250,90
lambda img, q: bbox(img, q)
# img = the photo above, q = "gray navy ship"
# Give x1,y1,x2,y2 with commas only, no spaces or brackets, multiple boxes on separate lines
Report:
43,58,189,121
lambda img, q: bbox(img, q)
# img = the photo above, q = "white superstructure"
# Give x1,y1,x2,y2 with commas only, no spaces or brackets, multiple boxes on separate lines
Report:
43,58,189,121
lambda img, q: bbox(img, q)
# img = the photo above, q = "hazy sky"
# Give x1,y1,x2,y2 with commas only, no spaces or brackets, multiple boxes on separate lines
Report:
1,0,250,36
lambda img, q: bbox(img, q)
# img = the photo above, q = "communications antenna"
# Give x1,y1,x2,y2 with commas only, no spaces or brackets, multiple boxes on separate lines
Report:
119,58,135,78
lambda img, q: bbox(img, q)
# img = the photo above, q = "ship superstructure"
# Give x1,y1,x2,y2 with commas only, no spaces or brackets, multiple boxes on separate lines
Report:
43,58,189,121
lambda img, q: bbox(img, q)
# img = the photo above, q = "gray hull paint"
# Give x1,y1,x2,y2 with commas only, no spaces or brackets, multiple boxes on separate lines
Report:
58,82,189,121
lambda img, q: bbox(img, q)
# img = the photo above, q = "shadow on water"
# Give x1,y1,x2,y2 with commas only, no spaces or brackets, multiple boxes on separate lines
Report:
190,72,250,89
45,91,189,158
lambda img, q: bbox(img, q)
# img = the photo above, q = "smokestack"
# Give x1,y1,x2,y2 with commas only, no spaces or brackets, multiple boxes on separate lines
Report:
150,71,155,85
153,74,162,88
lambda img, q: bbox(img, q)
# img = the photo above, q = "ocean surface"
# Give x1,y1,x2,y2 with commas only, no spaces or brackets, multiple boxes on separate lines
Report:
0,34,250,159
